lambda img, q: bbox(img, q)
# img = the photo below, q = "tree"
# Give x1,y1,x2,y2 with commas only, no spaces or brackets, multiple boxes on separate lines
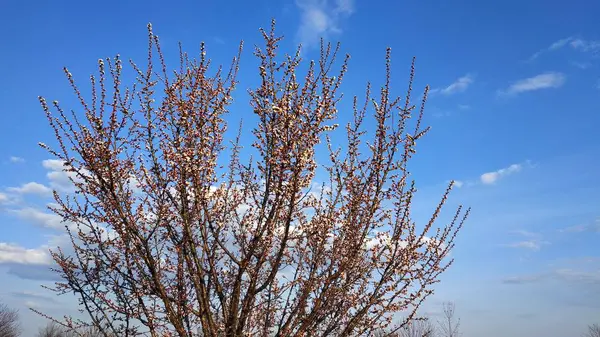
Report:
399,317,436,337
37,321,64,337
0,302,21,337
35,20,469,337
37,321,66,337
437,302,461,337
584,324,600,337
374,317,435,337
36,322,74,337
37,321,111,337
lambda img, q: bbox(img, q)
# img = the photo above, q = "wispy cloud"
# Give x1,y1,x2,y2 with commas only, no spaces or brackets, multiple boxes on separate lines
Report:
431,104,471,118
453,180,464,188
8,207,65,230
505,241,544,250
503,253,600,307
561,218,600,233
0,234,70,281
480,163,523,185
570,61,592,69
548,38,572,50
7,182,52,196
498,72,565,96
0,191,20,205
11,291,58,304
431,74,474,96
503,268,600,286
529,37,574,61
295,0,354,50
42,159,84,192
503,230,549,251
570,38,600,54
212,36,225,45
5,263,60,281
528,37,600,61
9,156,25,163
443,180,464,190
438,162,528,188
510,230,538,237
0,243,52,265
502,274,544,284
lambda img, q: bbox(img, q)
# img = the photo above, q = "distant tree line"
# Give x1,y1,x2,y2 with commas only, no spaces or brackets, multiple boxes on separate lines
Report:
1,300,599,336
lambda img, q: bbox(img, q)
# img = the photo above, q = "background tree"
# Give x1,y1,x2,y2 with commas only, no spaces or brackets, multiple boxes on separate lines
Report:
584,324,600,337
374,317,435,337
437,302,461,337
373,329,398,337
37,321,111,337
399,317,436,337
0,302,21,337
37,322,66,337
35,20,468,337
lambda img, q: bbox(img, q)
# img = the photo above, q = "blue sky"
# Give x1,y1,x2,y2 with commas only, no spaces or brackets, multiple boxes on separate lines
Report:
1,0,599,336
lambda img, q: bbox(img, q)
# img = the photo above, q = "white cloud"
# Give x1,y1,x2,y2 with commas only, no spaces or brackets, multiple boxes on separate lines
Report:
503,230,548,251
0,243,52,265
561,218,600,233
7,182,52,196
570,38,600,54
480,163,522,185
561,224,587,233
528,36,600,61
505,240,546,251
529,37,573,61
510,229,539,237
11,290,57,302
0,238,64,281
549,37,574,50
42,159,65,171
499,72,565,96
445,180,464,188
0,192,20,205
42,159,88,192
24,301,42,309
570,61,591,69
8,207,65,230
295,0,354,50
9,156,25,163
431,108,452,118
432,74,474,95
335,0,353,13
431,104,470,118
43,159,73,191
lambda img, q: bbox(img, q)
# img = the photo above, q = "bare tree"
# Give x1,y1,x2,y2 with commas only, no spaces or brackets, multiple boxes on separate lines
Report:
584,324,600,337
34,19,468,337
37,322,113,337
437,302,461,337
374,329,398,337
37,322,68,337
0,302,21,337
399,317,436,337
374,317,434,337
